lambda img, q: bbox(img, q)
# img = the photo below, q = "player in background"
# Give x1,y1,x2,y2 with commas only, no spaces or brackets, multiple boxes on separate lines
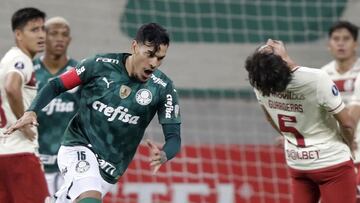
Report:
5,22,181,203
0,7,49,202
245,39,356,203
321,20,360,201
33,16,80,197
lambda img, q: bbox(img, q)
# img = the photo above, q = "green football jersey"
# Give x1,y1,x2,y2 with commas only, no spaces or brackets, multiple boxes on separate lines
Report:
62,53,181,183
34,58,80,173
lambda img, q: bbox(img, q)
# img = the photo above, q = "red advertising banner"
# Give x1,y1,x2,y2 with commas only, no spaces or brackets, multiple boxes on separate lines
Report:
104,145,291,203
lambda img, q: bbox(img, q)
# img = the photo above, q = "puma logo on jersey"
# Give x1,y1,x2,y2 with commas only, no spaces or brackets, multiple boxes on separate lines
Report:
92,101,139,124
102,77,114,88
42,99,75,115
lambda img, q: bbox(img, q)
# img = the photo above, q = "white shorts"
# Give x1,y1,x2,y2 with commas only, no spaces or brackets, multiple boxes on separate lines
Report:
45,172,64,197
54,146,114,202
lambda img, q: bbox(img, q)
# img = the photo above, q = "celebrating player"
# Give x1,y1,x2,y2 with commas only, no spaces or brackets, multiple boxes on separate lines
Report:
5,22,181,203
0,7,49,202
245,39,357,203
33,16,80,197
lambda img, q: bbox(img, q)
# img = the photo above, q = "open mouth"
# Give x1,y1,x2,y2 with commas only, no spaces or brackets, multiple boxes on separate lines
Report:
55,44,65,49
144,69,154,75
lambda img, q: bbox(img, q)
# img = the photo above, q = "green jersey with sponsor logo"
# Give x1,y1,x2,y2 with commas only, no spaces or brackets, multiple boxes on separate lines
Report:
63,53,181,183
34,58,80,173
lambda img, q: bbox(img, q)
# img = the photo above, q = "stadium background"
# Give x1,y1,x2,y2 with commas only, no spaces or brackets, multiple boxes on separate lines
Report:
1,0,360,202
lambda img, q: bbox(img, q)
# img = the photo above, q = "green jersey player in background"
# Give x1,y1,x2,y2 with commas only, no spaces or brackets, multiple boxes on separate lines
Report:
33,16,80,197
6,22,182,203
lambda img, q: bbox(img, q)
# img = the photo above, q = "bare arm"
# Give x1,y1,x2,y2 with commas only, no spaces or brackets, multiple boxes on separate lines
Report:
333,107,356,152
4,72,24,119
4,72,36,141
4,71,80,135
348,103,360,123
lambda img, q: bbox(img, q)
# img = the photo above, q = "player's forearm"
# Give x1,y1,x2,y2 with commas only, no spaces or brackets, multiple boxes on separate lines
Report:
162,123,181,160
340,124,355,148
339,117,356,150
334,108,356,150
348,104,360,123
6,89,25,119
5,72,25,119
28,77,67,113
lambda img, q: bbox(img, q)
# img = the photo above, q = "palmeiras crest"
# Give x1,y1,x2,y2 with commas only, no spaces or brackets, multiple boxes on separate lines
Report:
135,89,152,105
119,85,132,99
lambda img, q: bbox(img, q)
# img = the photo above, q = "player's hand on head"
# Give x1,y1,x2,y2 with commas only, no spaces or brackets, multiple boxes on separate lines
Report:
4,111,38,135
146,139,167,175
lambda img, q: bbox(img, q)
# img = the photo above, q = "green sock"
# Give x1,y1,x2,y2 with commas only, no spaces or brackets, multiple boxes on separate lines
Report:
78,197,101,203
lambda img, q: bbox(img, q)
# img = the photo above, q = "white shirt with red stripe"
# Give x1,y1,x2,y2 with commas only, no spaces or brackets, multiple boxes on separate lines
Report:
255,66,351,170
0,47,38,155
322,58,360,163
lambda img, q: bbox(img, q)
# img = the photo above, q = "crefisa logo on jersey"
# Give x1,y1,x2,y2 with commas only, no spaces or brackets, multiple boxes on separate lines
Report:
332,84,339,96
165,94,174,118
136,89,152,105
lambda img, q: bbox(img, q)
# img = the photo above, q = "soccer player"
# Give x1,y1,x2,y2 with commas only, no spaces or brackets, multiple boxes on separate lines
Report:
245,39,357,203
5,22,181,203
34,16,80,197
0,7,49,202
321,20,360,193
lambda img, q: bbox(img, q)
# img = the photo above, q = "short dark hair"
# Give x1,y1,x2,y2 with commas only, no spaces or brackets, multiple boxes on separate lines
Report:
245,51,292,96
328,21,359,41
135,23,170,53
11,7,46,31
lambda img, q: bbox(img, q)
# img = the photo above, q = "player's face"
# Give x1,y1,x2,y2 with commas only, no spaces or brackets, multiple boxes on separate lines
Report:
328,28,358,61
131,41,168,82
15,18,46,57
45,23,71,57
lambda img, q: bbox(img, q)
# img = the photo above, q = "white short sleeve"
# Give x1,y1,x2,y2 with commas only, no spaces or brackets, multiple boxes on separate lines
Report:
5,55,33,84
316,71,345,114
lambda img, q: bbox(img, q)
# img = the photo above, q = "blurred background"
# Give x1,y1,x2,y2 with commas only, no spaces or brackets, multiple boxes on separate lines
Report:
1,0,359,202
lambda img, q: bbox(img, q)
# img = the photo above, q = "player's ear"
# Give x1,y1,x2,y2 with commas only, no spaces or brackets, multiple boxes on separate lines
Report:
131,40,138,54
14,29,23,42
